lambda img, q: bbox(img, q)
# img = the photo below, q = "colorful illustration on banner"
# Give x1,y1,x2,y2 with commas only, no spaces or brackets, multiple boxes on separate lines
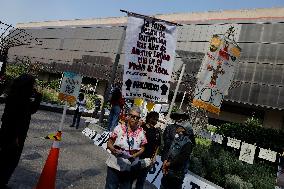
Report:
192,26,241,114
58,72,82,103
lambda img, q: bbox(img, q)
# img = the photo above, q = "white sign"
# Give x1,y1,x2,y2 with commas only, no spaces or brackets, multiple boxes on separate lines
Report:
182,171,223,189
211,133,223,144
122,16,177,102
93,131,110,150
258,148,277,162
146,156,163,187
239,142,256,164
227,137,241,149
59,72,82,103
198,130,212,140
146,156,223,189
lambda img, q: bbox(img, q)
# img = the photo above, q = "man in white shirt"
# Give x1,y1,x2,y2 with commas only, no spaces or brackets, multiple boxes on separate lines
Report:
70,93,86,129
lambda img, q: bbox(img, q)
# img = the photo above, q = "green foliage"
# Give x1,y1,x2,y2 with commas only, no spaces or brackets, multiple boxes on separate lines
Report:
215,118,284,152
224,175,253,189
85,93,98,110
41,89,61,104
5,63,29,80
189,138,276,189
245,116,262,127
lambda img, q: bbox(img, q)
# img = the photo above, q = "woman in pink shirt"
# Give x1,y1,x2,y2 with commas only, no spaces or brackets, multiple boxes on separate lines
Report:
105,107,147,189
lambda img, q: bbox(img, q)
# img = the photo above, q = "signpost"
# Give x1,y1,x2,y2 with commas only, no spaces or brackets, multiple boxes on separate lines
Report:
58,72,82,131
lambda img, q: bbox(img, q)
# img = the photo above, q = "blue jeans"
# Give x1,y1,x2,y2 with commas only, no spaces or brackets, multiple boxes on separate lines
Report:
108,105,121,131
105,167,131,189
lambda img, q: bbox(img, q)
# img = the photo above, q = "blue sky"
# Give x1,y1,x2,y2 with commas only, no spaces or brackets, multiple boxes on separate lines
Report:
1,0,284,26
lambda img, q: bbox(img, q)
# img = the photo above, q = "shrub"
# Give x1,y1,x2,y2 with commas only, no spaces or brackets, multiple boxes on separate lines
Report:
189,137,276,188
215,119,284,152
224,174,253,189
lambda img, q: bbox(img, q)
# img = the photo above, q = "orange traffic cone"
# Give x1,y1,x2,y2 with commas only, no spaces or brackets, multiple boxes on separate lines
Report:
35,140,60,189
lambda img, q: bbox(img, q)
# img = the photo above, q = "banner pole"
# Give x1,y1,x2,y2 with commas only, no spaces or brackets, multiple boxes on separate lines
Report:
166,64,186,120
99,26,126,124
179,91,187,110
59,101,68,131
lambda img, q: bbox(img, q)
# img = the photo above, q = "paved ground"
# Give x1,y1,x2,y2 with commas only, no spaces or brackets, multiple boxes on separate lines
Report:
1,104,109,189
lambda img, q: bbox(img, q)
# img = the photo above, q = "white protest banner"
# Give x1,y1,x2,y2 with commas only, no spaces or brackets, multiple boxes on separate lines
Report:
146,156,223,189
192,32,241,114
122,16,177,102
258,148,277,162
146,156,163,188
239,142,256,164
183,171,223,189
93,131,110,150
58,72,82,103
227,137,241,149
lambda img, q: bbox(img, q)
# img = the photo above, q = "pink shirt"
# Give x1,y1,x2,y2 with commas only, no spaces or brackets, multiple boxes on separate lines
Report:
110,123,147,152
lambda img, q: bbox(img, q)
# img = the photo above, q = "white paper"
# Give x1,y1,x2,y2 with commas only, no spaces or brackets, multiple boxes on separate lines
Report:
258,147,277,162
211,133,223,144
239,142,256,164
227,137,241,149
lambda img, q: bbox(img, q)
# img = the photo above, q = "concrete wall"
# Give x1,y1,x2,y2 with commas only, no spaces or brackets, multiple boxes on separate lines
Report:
263,110,284,130
209,111,249,124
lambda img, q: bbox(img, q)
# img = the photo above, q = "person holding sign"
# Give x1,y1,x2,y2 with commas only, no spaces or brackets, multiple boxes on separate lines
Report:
70,93,86,129
131,111,161,189
105,107,147,189
0,74,42,188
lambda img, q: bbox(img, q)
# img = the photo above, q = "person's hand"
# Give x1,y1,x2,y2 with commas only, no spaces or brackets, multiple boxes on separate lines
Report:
112,149,122,157
162,160,170,175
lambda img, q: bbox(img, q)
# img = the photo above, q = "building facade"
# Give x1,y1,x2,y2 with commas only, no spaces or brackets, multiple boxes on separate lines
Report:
8,8,284,129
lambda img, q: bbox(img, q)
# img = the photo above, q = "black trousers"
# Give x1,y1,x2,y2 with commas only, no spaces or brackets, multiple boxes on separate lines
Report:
72,108,82,128
160,174,184,189
0,143,23,187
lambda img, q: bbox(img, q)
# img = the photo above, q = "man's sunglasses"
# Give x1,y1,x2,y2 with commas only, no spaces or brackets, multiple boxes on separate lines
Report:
129,114,140,121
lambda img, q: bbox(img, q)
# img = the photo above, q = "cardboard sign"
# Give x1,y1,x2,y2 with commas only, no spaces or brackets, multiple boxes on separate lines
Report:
122,16,177,102
58,72,82,103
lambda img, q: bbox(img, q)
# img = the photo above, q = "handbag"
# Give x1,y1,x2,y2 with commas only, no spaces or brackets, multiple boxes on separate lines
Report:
276,171,284,187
